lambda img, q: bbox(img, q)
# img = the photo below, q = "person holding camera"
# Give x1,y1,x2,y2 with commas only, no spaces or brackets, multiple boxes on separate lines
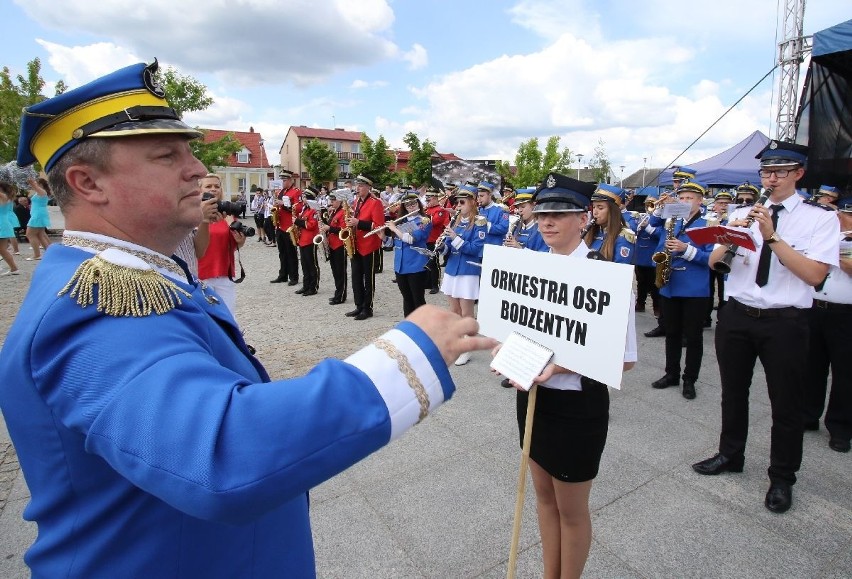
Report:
197,173,246,318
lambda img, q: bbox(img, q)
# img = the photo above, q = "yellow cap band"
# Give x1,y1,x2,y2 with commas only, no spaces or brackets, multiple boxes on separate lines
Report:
31,89,165,168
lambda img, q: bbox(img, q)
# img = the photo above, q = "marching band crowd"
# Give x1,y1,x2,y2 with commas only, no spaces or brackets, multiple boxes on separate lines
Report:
0,59,849,578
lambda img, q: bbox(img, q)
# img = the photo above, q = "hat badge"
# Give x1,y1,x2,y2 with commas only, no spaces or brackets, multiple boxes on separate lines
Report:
142,60,166,98
546,174,556,188
769,141,778,150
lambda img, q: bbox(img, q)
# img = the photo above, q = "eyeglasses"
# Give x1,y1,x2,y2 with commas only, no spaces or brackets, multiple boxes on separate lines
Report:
758,168,795,178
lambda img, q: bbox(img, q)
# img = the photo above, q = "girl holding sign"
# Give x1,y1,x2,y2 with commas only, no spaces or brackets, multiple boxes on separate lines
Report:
505,173,637,579
439,185,487,365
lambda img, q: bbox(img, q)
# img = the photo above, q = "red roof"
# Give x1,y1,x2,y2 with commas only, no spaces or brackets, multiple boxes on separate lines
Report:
202,127,270,168
289,126,364,142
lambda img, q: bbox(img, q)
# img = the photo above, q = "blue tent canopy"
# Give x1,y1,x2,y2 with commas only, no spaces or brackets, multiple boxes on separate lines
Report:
658,131,770,187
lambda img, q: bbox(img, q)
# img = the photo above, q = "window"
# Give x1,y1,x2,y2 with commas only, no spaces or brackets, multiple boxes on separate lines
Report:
329,141,342,152
238,177,246,190
351,143,360,154
237,150,249,164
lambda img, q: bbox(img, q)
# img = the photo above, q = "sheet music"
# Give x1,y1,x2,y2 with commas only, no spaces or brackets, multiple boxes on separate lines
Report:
490,331,554,391
661,202,692,219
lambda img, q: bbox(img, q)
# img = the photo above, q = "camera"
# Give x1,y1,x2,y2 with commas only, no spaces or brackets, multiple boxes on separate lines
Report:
202,193,246,217
229,220,256,237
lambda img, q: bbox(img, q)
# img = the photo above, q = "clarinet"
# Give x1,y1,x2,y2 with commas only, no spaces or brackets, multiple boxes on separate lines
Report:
712,187,772,274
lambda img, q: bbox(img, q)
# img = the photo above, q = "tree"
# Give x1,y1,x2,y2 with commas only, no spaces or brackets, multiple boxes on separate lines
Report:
588,139,612,184
190,133,242,172
496,136,574,188
349,134,394,186
157,66,214,117
302,138,338,187
0,57,60,163
402,131,436,187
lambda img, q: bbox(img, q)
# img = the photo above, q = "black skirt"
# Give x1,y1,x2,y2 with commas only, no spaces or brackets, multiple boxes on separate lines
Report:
516,378,610,483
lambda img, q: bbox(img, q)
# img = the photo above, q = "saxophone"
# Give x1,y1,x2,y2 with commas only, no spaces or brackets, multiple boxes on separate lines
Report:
652,217,676,288
339,200,355,259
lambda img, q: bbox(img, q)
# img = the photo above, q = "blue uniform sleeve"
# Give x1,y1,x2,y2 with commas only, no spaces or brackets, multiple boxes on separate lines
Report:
613,236,634,264
459,224,487,257
487,208,509,237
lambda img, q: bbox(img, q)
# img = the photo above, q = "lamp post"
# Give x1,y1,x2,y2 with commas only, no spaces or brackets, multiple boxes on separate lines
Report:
642,157,647,188
619,165,625,187
576,154,584,179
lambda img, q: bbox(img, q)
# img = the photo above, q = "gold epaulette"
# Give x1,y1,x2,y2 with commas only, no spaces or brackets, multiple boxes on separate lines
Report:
58,248,191,317
619,227,636,244
474,215,488,227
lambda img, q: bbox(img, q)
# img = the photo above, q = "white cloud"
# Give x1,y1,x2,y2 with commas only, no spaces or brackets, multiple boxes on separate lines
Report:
402,43,428,70
35,39,140,86
17,0,399,86
350,79,389,89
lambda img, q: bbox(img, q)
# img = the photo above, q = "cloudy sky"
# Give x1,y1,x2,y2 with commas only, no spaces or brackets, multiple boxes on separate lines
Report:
2,0,844,180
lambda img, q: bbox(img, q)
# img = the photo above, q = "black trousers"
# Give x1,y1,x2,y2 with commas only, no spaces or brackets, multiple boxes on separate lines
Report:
635,265,659,309
397,270,429,317
661,296,709,382
276,229,299,283
254,214,266,239
263,217,275,243
804,305,852,441
715,300,809,486
299,244,319,292
426,241,441,290
329,246,348,302
351,250,379,313
707,269,726,322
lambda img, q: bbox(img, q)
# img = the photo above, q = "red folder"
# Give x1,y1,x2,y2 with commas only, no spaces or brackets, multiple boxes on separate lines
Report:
686,226,757,252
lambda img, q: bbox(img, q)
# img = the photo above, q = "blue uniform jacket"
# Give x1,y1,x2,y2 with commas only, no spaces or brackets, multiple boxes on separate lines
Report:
516,221,548,252
589,228,635,264
393,215,432,274
635,220,661,267
0,244,455,578
480,204,509,246
443,218,487,276
649,215,714,297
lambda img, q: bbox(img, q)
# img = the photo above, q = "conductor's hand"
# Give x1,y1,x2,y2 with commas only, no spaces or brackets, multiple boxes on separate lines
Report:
407,305,497,366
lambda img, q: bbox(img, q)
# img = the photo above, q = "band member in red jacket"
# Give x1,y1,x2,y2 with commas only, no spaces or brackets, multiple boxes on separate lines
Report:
294,186,320,296
271,170,301,286
321,191,349,305
345,175,385,320
425,188,451,293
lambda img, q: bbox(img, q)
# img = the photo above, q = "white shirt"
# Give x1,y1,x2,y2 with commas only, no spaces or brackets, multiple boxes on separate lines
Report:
540,241,638,392
721,193,840,309
813,232,852,304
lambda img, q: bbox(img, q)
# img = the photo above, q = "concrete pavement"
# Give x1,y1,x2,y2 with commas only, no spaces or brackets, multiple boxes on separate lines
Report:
0,208,849,577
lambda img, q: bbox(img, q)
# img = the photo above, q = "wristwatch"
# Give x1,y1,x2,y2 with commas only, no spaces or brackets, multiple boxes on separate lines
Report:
765,232,781,244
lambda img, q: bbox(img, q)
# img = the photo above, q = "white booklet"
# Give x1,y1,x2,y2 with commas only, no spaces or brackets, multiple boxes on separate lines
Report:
490,331,554,391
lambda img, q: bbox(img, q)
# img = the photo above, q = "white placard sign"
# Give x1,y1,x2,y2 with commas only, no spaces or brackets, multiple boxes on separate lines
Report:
661,202,692,219
477,245,634,388
268,179,283,191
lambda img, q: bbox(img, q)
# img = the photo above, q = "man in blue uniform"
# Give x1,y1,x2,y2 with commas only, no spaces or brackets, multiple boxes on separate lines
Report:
0,61,495,577
705,189,734,327
647,181,714,399
477,181,509,246
504,189,548,252
634,194,661,314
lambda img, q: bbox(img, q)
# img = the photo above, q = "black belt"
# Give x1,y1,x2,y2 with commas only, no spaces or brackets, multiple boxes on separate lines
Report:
813,299,852,312
729,299,802,319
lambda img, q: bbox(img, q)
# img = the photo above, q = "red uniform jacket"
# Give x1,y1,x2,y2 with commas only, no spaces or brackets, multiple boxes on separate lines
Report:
327,207,346,251
425,205,450,244
277,187,302,230
353,195,384,256
294,204,318,247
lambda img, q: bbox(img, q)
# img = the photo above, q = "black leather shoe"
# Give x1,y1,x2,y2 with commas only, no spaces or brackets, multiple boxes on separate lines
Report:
764,483,792,513
692,453,744,475
270,277,286,283
429,288,439,294
295,288,305,294
302,290,317,296
803,420,819,431
682,379,696,400
500,378,512,389
287,280,299,286
354,310,373,320
644,326,665,338
329,298,340,305
652,375,678,389
829,437,850,453
345,308,361,317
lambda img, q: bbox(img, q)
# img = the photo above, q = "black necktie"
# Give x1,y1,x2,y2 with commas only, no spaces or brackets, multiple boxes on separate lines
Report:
755,205,782,287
